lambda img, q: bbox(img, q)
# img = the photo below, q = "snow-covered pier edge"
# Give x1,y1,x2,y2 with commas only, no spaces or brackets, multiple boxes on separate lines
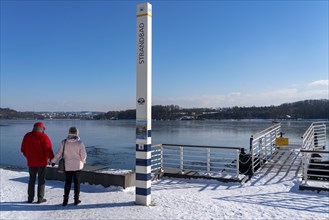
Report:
46,166,135,189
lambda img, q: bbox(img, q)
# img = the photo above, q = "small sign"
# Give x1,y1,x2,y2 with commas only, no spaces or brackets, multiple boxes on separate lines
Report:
137,98,145,105
138,144,144,150
275,137,289,146
136,120,147,139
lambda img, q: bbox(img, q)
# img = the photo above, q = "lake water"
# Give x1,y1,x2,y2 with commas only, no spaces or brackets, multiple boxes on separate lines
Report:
1,119,328,169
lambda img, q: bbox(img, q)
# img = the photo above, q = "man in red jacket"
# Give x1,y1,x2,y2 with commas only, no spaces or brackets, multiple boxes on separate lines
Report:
21,122,54,203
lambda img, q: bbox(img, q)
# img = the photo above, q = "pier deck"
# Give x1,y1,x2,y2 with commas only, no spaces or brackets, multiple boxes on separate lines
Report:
262,144,303,176
259,144,329,191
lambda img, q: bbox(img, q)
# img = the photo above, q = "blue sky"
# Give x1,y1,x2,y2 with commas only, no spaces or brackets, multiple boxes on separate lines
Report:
1,0,328,112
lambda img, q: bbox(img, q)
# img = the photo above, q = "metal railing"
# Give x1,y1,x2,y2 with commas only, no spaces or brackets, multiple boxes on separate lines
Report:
151,123,282,180
151,144,243,180
301,121,326,151
249,123,281,173
301,122,328,184
300,150,329,184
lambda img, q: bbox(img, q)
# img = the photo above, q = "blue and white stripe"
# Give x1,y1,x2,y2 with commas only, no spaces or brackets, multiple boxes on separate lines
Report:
135,142,152,204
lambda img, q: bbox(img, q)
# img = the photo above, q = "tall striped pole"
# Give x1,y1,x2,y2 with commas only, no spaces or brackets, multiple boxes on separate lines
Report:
136,2,152,206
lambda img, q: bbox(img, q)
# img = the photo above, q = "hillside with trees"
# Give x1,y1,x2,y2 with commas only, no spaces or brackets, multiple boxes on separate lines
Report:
96,99,329,120
1,99,328,120
0,108,44,120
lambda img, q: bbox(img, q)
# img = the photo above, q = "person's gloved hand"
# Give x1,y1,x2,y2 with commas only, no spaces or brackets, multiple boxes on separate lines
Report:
51,163,56,167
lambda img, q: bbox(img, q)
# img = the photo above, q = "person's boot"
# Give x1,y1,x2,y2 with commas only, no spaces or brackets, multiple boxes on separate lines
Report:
37,198,47,203
74,196,81,205
63,197,68,206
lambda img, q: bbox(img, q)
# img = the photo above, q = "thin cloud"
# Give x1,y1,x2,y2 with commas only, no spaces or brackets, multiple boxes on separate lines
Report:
308,80,329,87
154,85,328,108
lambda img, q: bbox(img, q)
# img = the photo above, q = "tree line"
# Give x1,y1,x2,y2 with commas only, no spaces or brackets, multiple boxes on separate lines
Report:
95,99,329,120
1,99,328,120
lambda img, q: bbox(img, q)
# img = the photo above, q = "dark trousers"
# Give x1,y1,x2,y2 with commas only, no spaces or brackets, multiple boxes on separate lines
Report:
64,170,81,200
28,166,46,201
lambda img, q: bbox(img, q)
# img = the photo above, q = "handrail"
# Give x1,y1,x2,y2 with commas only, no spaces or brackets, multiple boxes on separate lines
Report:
252,123,281,139
151,143,245,180
301,121,326,151
250,123,281,173
151,123,284,181
300,121,328,185
159,143,242,150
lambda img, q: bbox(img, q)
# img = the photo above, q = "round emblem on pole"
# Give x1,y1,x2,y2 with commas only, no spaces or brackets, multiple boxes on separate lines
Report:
137,98,145,105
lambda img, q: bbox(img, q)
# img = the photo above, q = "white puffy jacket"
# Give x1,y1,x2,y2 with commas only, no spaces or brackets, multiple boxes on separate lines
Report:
52,136,87,171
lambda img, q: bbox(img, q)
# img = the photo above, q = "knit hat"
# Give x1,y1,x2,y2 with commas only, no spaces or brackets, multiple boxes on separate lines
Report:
33,122,46,131
68,127,79,136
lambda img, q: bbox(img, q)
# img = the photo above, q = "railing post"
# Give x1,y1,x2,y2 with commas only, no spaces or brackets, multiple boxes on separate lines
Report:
264,136,267,160
236,149,240,179
272,131,275,150
207,148,211,175
302,153,308,185
250,135,254,174
180,146,184,174
270,132,272,155
259,138,263,166
160,145,164,172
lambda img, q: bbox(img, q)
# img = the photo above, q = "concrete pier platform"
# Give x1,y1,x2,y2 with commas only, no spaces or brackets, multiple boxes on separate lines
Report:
46,166,135,189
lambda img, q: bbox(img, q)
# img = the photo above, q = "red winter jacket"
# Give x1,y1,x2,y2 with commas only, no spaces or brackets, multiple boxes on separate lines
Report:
21,131,54,167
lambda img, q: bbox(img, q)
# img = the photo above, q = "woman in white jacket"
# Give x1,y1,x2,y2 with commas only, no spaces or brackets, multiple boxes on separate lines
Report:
52,127,87,206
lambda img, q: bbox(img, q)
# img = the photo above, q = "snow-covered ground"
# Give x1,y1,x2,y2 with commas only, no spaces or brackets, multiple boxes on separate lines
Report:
1,167,328,220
